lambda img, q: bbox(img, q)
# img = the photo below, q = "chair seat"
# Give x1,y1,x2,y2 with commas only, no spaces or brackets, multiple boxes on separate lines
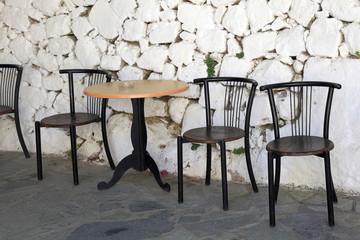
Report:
266,136,334,156
0,105,13,115
40,113,100,128
183,126,245,144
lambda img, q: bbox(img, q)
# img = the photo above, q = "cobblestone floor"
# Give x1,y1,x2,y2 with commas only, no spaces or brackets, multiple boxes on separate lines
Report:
1,151,359,240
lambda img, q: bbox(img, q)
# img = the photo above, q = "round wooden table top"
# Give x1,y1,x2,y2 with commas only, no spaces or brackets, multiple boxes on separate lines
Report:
84,80,189,99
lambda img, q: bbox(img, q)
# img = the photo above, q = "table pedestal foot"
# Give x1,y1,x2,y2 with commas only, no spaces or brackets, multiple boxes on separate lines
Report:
147,154,171,192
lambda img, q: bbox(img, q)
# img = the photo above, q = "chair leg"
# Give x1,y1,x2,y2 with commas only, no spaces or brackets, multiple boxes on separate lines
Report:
101,117,115,170
205,143,211,185
245,137,258,192
35,121,42,180
220,141,228,211
177,136,183,203
330,172,338,203
324,151,335,226
14,107,30,158
268,151,275,227
274,156,281,202
70,126,79,185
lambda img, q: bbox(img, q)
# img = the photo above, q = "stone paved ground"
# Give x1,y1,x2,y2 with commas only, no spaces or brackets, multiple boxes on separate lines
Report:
1,151,360,240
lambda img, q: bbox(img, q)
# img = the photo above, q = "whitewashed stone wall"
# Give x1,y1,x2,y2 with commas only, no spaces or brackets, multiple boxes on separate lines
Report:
1,0,360,194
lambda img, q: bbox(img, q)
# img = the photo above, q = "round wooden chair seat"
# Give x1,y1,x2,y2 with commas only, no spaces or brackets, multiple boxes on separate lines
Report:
40,113,100,128
0,105,13,115
266,136,334,156
183,126,245,144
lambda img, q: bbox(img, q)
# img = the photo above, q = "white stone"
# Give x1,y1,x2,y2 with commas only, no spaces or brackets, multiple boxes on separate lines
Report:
242,31,277,60
227,38,242,56
177,3,215,31
179,31,196,42
22,65,42,88
48,37,75,56
107,113,133,161
100,55,121,71
168,97,190,124
0,52,21,65
72,0,96,6
168,41,195,67
198,81,228,109
188,0,206,4
71,17,93,39
108,98,132,113
137,46,168,73
177,60,208,83
32,0,61,16
164,0,181,9
88,0,122,39
144,98,167,117
61,56,84,69
148,73,161,80
306,18,342,58
271,17,291,31
276,25,305,56
42,73,64,91
25,7,44,22
2,6,30,32
9,36,34,63
246,0,275,33
222,4,249,37
29,23,46,44
110,0,136,23
315,10,330,19
172,83,201,98
196,29,227,53
248,60,294,86
94,35,108,53
75,36,101,68
77,138,101,159
21,84,47,109
46,15,71,38
122,19,147,41
219,55,253,77
159,9,176,21
116,42,140,66
135,0,160,22
149,21,181,44
162,63,176,80
5,0,30,9
341,23,360,56
293,60,303,74
268,0,292,14
339,43,350,58
250,93,272,126
117,66,143,80
0,28,10,50
35,49,59,72
288,0,318,27
211,0,237,7
181,103,206,134
322,0,360,22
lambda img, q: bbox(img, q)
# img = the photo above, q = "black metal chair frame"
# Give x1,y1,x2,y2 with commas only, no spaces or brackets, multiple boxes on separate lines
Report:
178,77,258,210
0,64,29,158
35,69,115,185
260,81,341,227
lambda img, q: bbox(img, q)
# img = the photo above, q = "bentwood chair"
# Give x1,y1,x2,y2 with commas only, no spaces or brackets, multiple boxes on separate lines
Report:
35,69,115,185
0,64,29,158
178,77,258,210
260,81,341,227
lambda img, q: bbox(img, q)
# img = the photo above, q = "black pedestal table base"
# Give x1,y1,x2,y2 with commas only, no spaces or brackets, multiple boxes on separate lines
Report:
97,98,170,192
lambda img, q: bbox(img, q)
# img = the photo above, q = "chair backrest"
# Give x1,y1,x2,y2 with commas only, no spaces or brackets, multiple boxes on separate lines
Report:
194,77,258,132
260,81,341,139
59,69,112,116
0,64,23,110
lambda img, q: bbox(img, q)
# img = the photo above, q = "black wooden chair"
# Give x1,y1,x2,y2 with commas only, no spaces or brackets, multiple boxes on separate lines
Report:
260,81,341,227
35,69,115,185
178,77,258,210
0,64,30,158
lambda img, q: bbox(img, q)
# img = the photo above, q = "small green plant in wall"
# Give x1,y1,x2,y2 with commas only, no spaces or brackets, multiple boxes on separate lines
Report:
236,52,245,59
204,55,218,78
355,51,360,58
191,143,200,151
233,147,245,155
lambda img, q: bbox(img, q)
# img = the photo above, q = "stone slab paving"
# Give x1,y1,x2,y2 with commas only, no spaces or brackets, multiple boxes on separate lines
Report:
0,151,360,240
